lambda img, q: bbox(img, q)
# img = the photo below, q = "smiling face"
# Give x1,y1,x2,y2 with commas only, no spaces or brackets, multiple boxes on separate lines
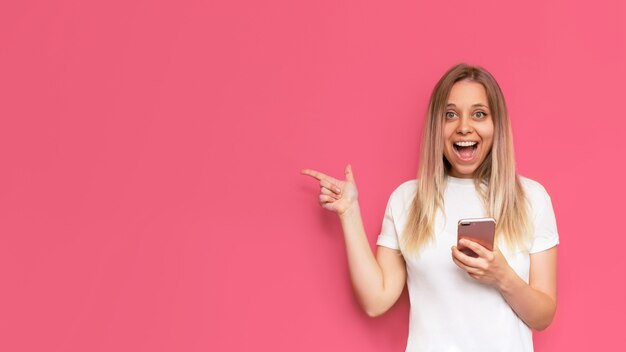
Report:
442,80,495,178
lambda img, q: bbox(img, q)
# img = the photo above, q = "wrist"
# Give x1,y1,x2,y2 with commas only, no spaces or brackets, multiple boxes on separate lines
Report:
339,202,361,220
496,266,520,293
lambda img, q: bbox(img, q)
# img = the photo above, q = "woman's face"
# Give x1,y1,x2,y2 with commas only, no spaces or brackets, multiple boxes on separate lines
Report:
442,80,494,178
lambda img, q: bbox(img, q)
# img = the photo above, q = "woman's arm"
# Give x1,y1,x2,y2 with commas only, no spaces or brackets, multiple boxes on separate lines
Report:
452,240,557,331
302,165,406,317
498,247,557,330
339,205,407,317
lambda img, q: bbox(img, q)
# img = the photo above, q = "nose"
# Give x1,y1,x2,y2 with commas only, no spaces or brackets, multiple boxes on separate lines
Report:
456,115,473,135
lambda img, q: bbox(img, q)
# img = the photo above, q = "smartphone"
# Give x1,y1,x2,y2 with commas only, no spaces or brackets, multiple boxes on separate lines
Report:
457,217,496,258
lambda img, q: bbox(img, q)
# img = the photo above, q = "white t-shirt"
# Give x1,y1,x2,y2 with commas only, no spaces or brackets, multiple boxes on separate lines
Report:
376,175,559,352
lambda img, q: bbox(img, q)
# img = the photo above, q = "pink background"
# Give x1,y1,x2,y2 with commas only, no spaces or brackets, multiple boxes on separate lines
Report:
1,0,625,351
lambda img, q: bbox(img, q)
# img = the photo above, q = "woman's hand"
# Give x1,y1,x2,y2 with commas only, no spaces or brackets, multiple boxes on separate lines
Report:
301,164,359,217
451,239,514,290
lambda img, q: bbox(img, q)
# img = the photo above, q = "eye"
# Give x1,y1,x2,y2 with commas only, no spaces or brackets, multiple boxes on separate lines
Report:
445,111,457,119
474,111,487,118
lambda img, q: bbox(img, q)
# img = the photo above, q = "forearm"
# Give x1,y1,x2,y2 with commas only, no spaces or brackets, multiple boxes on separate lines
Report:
498,271,557,331
338,204,384,315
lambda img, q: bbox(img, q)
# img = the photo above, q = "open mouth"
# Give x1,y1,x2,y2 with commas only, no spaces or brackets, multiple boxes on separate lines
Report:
453,141,479,161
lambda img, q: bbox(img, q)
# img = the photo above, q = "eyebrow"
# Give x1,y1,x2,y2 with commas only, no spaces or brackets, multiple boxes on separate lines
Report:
446,103,489,109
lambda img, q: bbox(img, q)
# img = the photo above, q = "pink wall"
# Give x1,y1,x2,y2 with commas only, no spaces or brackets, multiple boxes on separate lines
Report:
1,0,624,351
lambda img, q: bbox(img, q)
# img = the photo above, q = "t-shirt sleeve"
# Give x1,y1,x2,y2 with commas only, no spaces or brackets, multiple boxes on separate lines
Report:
529,189,560,254
376,192,400,250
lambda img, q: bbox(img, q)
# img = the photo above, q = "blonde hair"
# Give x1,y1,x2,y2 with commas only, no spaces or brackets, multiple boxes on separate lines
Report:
401,63,531,255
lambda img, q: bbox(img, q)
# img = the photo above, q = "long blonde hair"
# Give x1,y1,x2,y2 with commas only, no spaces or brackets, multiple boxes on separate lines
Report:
401,63,531,255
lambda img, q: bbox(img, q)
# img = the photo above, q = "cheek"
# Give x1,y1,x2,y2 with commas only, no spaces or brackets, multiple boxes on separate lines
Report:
478,124,495,144
482,133,495,153
442,124,455,141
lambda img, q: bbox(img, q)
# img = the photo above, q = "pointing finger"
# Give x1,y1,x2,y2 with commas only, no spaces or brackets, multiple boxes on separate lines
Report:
300,169,328,181
301,168,342,185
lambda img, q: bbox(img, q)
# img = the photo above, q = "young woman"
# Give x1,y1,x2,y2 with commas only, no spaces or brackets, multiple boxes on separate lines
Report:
301,64,559,352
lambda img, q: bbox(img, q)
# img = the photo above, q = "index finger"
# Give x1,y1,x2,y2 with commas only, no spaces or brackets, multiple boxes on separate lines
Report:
301,169,339,183
452,245,482,267
460,239,490,259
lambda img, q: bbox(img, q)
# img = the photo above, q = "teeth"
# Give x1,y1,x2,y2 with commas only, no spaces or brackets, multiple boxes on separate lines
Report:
455,141,477,147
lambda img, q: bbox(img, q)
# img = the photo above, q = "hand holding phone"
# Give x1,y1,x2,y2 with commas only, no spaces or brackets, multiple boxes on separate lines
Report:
457,217,496,258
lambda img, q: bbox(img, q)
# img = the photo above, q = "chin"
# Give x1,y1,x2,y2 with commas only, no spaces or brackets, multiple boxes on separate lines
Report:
447,163,481,178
